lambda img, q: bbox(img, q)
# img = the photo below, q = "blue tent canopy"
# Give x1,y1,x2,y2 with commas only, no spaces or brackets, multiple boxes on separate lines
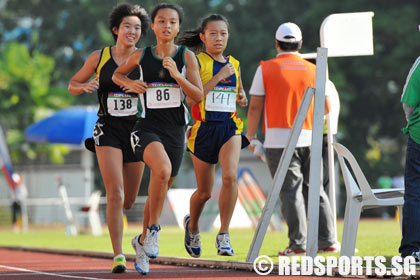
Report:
25,107,98,145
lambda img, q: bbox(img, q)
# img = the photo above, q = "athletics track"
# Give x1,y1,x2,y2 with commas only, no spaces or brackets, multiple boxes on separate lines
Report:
0,247,418,279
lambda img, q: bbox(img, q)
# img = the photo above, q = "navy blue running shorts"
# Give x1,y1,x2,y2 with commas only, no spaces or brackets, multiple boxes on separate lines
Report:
187,117,249,164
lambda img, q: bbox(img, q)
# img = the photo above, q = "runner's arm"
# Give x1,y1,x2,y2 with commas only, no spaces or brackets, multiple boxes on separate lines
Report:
68,50,100,95
112,49,147,95
165,49,203,104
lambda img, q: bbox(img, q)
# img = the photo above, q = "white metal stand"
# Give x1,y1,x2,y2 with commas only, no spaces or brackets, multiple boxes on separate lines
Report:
246,47,328,262
58,179,78,236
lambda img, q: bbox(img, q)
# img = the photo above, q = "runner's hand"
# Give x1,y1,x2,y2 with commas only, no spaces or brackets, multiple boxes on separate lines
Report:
217,63,235,82
122,80,147,95
82,76,99,93
162,57,181,80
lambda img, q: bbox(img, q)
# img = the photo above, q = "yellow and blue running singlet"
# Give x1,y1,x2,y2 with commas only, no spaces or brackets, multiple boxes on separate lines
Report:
191,52,240,122
187,52,248,164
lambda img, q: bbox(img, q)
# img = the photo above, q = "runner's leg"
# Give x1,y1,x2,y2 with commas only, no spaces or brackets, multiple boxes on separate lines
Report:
143,142,172,226
123,162,145,209
189,153,215,233
218,135,241,233
96,146,124,256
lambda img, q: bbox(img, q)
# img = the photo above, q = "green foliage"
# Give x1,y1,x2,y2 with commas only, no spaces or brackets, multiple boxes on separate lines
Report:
0,41,73,164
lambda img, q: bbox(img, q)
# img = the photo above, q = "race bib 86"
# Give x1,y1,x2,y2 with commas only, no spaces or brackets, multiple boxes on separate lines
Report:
146,82,181,109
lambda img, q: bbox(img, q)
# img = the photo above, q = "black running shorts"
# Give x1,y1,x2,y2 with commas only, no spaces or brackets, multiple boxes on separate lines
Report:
131,119,185,177
92,116,141,163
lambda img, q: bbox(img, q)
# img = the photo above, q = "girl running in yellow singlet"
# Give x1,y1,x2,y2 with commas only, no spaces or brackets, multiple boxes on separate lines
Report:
177,14,249,258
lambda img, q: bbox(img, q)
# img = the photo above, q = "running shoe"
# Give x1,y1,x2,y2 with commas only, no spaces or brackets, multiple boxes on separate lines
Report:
111,254,126,273
183,215,201,258
215,233,234,256
131,235,149,275
278,248,306,256
411,251,420,265
143,224,161,258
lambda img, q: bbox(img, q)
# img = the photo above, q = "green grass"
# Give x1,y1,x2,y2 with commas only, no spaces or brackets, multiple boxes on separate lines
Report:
0,219,402,262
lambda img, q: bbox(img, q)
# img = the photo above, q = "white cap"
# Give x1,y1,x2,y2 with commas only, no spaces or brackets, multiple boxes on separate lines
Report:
275,22,302,43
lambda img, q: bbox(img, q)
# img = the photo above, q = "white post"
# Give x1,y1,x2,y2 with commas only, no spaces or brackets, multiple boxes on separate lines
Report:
81,149,93,199
306,47,328,257
327,115,338,242
21,198,28,232
58,182,78,236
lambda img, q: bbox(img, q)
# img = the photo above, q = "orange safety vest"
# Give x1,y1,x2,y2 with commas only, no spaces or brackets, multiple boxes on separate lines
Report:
261,53,316,132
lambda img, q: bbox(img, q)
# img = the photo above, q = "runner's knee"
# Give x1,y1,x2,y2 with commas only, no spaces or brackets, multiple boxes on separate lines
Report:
222,172,237,189
196,190,212,202
152,163,171,184
106,187,124,206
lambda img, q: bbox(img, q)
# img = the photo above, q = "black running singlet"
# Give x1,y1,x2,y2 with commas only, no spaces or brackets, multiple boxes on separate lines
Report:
96,46,140,120
138,46,189,126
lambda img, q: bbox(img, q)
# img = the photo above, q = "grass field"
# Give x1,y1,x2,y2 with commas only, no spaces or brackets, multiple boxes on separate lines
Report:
0,218,402,263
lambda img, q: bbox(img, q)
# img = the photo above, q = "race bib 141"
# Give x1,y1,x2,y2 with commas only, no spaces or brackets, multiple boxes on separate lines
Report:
205,85,236,112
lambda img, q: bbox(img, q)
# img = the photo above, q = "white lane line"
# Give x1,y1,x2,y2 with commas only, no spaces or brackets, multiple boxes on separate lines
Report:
0,265,109,280
0,260,93,264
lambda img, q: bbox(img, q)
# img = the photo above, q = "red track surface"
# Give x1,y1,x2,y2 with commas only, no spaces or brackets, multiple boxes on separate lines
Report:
0,248,298,280
1,248,413,280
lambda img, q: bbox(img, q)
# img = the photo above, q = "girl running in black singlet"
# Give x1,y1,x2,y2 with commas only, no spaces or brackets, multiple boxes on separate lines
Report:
113,3,203,275
68,3,149,274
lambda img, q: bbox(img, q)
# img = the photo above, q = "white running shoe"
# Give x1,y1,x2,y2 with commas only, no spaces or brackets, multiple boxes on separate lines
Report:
183,215,201,258
143,224,160,258
131,235,149,275
215,233,234,256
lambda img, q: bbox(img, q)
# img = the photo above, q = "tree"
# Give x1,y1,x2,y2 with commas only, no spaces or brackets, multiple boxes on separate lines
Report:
0,41,73,164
